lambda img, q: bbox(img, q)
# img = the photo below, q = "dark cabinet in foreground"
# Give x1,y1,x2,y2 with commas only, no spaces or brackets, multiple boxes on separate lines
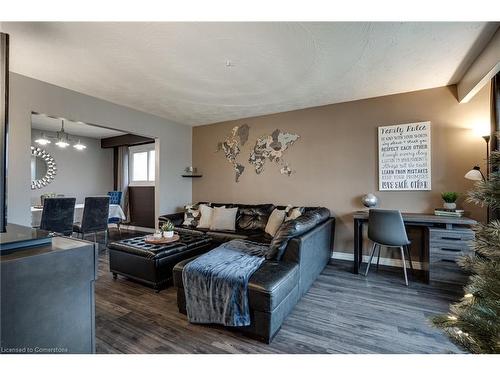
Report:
1,235,97,354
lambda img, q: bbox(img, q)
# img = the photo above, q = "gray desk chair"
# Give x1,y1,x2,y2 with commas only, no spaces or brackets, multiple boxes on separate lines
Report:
365,209,413,286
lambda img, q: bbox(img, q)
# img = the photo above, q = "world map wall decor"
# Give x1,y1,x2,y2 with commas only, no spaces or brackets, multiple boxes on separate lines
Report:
217,125,300,182
378,121,431,191
216,124,250,182
249,129,300,176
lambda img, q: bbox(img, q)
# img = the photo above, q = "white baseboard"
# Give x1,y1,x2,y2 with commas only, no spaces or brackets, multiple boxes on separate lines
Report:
331,251,423,270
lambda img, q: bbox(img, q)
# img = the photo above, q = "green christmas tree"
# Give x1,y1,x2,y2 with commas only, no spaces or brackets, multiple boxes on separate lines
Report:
432,151,500,354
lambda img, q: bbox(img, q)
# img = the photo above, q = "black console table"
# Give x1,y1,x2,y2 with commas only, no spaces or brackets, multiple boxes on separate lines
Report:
1,233,97,353
353,211,477,283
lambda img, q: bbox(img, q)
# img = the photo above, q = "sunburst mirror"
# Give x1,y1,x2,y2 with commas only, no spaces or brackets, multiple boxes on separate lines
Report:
30,146,57,190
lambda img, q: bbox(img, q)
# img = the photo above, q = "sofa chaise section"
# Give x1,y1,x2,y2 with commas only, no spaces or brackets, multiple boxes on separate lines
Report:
168,204,335,343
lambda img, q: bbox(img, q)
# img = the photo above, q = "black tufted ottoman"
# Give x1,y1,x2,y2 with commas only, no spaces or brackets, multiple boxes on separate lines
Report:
108,231,214,292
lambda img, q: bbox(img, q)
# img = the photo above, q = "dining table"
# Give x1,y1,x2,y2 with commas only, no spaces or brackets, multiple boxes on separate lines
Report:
31,203,126,228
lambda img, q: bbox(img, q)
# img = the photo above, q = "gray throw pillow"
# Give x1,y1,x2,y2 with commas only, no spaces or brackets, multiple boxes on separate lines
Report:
210,206,238,231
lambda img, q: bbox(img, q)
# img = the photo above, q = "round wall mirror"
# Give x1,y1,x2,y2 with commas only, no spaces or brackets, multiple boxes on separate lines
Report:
30,146,57,190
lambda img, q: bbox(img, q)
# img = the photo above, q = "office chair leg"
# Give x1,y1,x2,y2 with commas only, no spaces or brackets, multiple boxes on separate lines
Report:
376,245,381,271
400,246,409,286
405,245,414,272
365,243,377,276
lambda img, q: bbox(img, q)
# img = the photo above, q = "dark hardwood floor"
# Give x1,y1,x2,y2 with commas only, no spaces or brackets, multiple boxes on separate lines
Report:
95,229,463,354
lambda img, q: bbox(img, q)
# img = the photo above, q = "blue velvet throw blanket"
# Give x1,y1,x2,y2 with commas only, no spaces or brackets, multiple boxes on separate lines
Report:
182,240,268,327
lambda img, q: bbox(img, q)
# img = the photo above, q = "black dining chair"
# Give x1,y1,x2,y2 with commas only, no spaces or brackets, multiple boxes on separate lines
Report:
73,196,110,244
39,197,76,236
365,209,414,286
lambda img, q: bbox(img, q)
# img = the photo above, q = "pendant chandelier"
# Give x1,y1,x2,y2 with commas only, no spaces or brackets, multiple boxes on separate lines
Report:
34,119,87,151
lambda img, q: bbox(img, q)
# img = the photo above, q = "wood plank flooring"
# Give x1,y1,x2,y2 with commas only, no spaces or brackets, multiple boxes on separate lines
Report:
95,229,463,354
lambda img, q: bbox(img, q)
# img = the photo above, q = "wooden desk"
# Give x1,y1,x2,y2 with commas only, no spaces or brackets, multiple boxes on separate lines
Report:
353,211,477,282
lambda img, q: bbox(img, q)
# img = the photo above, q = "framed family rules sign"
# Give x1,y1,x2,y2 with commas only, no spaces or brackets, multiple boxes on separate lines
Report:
378,121,431,191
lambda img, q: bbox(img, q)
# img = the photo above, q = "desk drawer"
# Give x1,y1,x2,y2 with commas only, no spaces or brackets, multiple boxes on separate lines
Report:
429,256,470,284
430,247,469,262
429,228,474,251
429,228,474,241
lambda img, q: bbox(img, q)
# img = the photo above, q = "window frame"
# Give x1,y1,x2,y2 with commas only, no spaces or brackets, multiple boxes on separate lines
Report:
129,144,156,187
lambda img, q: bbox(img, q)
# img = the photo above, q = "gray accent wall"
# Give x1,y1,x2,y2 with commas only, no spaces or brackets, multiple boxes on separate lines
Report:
8,73,192,226
30,129,114,205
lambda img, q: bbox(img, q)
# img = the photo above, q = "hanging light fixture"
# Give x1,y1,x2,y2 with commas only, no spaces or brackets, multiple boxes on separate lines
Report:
73,139,87,150
55,119,70,148
34,132,51,145
35,118,87,151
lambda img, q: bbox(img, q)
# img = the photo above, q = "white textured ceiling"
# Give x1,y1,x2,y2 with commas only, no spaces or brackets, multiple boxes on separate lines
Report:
32,113,126,139
3,22,498,126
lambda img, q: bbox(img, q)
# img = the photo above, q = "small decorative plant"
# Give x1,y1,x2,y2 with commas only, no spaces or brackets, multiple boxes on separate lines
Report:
441,192,459,209
161,220,175,238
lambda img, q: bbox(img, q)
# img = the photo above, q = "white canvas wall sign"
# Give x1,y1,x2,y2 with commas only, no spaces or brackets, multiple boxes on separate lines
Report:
378,121,431,191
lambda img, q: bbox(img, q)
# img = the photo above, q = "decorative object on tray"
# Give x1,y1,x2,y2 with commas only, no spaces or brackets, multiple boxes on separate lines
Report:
434,208,465,217
361,193,379,208
441,192,459,210
145,233,180,244
161,220,175,238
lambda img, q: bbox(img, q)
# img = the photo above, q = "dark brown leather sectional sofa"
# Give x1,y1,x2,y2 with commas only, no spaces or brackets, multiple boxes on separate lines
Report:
159,202,335,343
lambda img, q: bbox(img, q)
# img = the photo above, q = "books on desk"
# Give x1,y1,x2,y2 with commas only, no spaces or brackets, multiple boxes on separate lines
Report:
434,208,465,217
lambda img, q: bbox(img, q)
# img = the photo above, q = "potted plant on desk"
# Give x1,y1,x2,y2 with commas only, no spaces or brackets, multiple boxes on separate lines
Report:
161,220,175,238
441,192,459,210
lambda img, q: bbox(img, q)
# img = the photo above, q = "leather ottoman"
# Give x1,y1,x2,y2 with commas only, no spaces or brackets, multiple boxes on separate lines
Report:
108,232,214,292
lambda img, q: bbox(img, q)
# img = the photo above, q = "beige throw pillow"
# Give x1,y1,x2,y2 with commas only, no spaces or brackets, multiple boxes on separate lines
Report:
285,207,303,222
197,204,214,229
265,208,286,236
210,206,238,231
